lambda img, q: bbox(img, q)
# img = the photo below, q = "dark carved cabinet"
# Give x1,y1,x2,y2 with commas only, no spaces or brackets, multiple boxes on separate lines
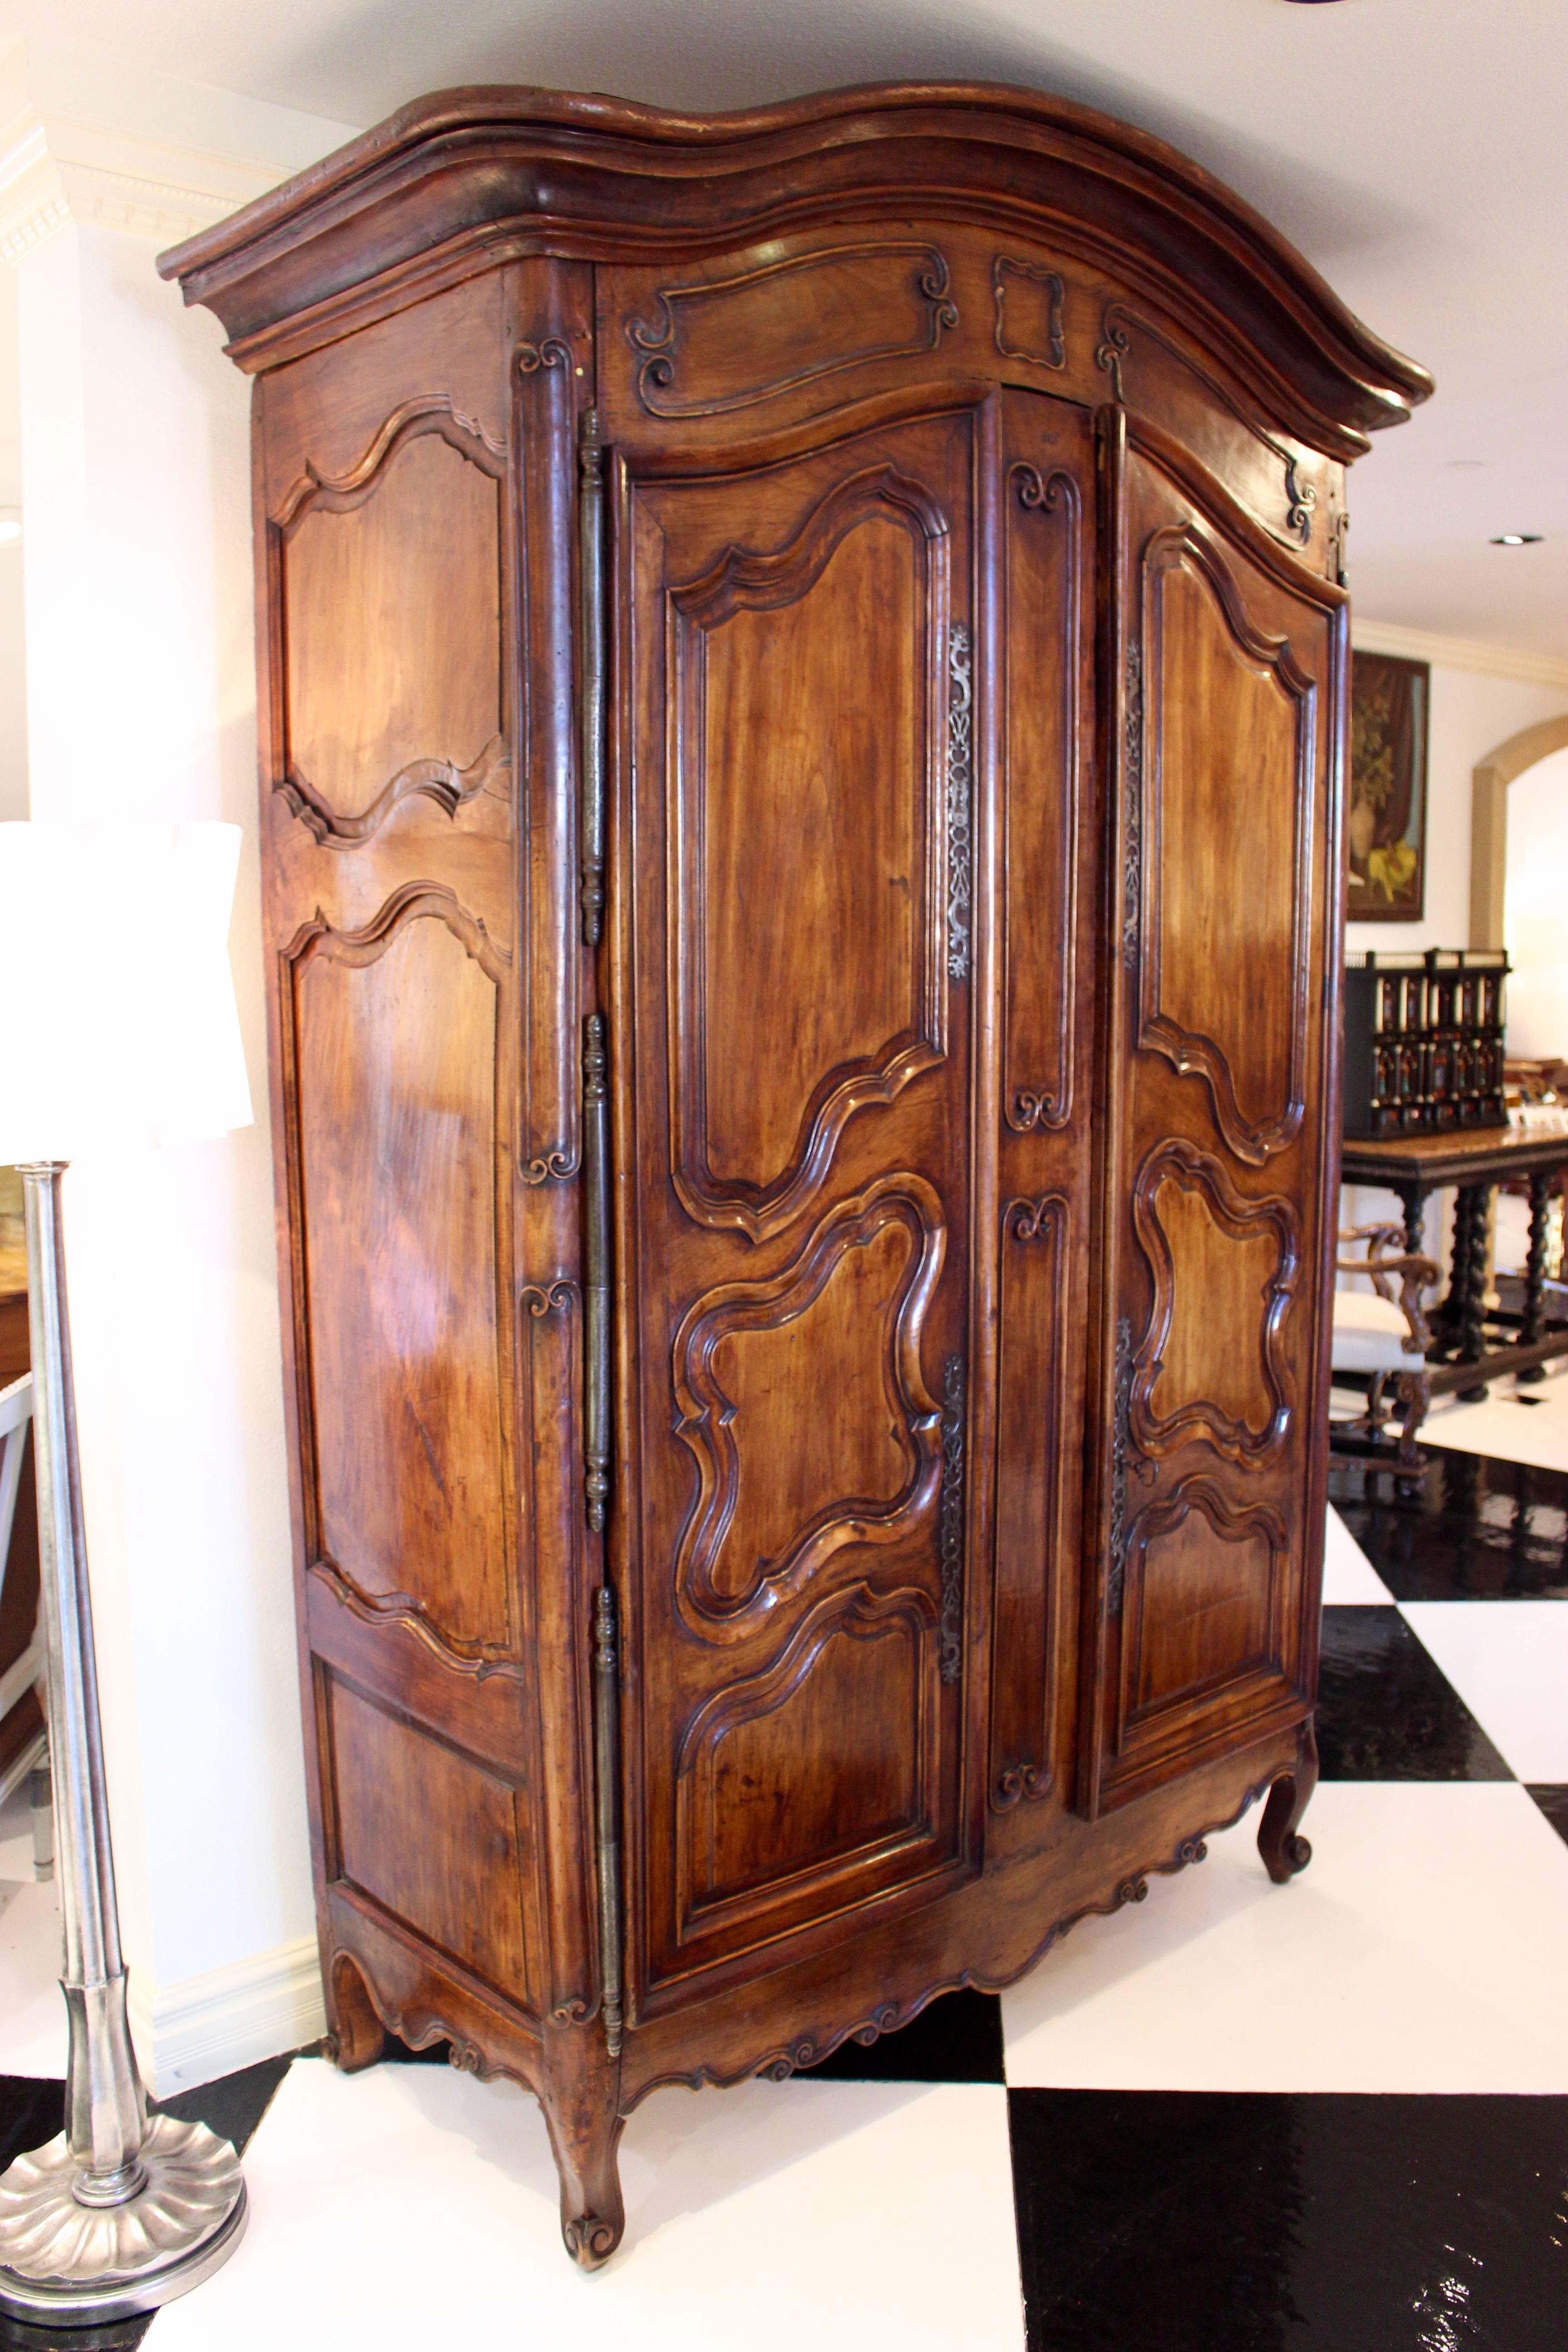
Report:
162,84,1431,2265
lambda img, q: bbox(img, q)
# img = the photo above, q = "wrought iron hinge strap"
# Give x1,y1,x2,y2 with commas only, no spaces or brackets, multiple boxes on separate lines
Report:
578,409,607,947
1107,1315,1134,1613
946,623,973,983
582,1014,611,1534
1122,646,1142,978
592,1584,624,2058
938,1353,966,1682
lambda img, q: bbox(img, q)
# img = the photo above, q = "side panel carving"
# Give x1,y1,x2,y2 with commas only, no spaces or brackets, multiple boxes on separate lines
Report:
675,1585,936,1933
1131,1139,1300,1462
272,401,508,846
668,466,950,1240
628,242,958,416
990,1197,1067,1807
1138,524,1316,1165
672,1178,945,1638
328,1676,533,2002
1117,1480,1287,1753
283,888,513,1660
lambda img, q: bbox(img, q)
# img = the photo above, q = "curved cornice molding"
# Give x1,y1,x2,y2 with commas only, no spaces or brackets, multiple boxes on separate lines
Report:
157,81,1432,453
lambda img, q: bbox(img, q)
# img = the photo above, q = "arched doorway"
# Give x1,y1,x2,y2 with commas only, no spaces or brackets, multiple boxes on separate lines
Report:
1469,714,1568,949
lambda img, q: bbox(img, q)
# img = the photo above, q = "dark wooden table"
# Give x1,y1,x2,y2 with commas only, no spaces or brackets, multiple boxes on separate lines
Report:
1340,1126,1568,1400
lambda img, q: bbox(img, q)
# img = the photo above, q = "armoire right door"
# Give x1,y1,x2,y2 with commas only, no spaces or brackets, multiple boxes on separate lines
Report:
1086,407,1347,1815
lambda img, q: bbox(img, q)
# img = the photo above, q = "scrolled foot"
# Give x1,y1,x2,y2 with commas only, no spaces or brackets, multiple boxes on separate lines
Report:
325,1949,386,2073
563,2207,623,2269
540,2020,626,2271
1258,1720,1319,1886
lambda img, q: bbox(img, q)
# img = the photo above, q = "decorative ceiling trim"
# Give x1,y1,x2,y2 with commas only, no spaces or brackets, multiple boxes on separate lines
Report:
1352,618,1568,691
0,49,345,267
0,113,285,263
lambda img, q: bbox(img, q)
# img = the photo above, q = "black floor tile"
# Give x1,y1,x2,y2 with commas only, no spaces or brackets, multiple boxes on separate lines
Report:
1330,1449,1568,1601
1009,2087,1568,2352
1317,1607,1512,1780
379,2030,451,2065
153,2052,291,2156
802,1987,1004,2082
1526,1784,1568,1847
0,2077,62,2179
0,2316,153,2352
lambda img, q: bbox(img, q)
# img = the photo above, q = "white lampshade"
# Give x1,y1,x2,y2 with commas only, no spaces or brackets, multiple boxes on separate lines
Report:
0,822,253,1163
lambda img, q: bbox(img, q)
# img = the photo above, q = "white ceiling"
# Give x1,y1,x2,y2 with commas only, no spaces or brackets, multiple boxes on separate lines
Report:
3,0,1565,660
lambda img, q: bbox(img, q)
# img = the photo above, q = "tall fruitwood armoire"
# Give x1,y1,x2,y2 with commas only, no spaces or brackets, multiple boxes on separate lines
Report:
162,84,1431,2265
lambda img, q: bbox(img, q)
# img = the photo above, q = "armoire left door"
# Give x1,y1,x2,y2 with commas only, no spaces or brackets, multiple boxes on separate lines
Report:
606,389,984,2028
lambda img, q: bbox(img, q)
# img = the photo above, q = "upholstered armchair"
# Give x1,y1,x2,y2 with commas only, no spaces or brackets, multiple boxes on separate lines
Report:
1330,1223,1441,1474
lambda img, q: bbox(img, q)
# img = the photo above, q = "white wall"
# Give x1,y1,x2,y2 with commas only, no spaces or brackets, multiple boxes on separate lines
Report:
0,263,26,817
1346,644,1568,960
1504,744,1568,1061
1342,647,1568,1274
15,212,317,2059
3,41,359,2086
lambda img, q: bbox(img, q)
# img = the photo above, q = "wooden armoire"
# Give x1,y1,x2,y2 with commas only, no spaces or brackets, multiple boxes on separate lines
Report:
162,84,1431,2265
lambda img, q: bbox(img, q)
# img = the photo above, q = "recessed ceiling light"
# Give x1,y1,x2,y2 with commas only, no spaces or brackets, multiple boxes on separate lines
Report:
0,508,20,549
1490,533,1544,546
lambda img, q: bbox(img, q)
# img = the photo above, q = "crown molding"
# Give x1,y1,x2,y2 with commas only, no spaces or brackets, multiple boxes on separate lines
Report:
0,41,358,267
1352,616,1568,692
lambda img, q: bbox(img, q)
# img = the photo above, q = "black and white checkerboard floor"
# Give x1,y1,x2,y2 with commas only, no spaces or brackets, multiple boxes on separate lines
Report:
2,1370,1567,2349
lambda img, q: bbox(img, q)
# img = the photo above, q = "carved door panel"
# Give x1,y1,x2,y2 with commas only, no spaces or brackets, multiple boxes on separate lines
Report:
1085,410,1345,1814
610,402,980,2018
258,264,599,2035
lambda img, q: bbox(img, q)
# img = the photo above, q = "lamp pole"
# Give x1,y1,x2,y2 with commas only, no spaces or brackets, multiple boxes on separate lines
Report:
0,1164,247,2323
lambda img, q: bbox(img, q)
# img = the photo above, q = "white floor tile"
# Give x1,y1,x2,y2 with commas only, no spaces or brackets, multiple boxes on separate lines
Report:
1425,1360,1568,1473
1321,1503,1393,1604
1399,1600,1568,1781
1001,1781,1568,2094
153,2059,1023,2352
0,1875,64,2078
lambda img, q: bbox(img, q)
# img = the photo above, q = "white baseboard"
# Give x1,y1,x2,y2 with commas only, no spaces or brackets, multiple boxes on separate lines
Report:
130,1935,326,2098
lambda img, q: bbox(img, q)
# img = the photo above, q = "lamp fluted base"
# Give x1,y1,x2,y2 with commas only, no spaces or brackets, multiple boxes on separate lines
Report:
0,2113,246,2322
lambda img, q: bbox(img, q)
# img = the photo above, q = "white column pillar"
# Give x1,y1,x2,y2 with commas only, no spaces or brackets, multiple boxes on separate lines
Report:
1,35,360,2090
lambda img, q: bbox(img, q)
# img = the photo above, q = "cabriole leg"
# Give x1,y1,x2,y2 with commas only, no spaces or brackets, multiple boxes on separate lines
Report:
539,2023,625,2270
1258,1719,1318,1885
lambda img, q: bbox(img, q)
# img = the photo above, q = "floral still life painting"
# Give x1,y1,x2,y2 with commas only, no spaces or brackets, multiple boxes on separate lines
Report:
1348,650,1428,920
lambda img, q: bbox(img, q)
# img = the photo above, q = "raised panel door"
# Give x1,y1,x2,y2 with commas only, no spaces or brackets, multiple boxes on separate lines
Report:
610,402,981,2015
1086,409,1345,1813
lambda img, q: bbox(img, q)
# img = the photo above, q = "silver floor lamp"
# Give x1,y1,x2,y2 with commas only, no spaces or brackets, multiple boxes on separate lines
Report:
0,822,256,2323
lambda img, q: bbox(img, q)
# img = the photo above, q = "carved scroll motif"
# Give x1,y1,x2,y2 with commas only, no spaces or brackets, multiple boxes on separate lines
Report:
1130,1137,1301,1462
947,623,974,984
993,255,1066,369
671,1176,946,1640
627,242,960,417
1096,303,1317,547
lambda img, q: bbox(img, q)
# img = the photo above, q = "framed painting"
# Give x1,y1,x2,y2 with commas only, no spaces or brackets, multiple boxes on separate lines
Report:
1347,649,1428,921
